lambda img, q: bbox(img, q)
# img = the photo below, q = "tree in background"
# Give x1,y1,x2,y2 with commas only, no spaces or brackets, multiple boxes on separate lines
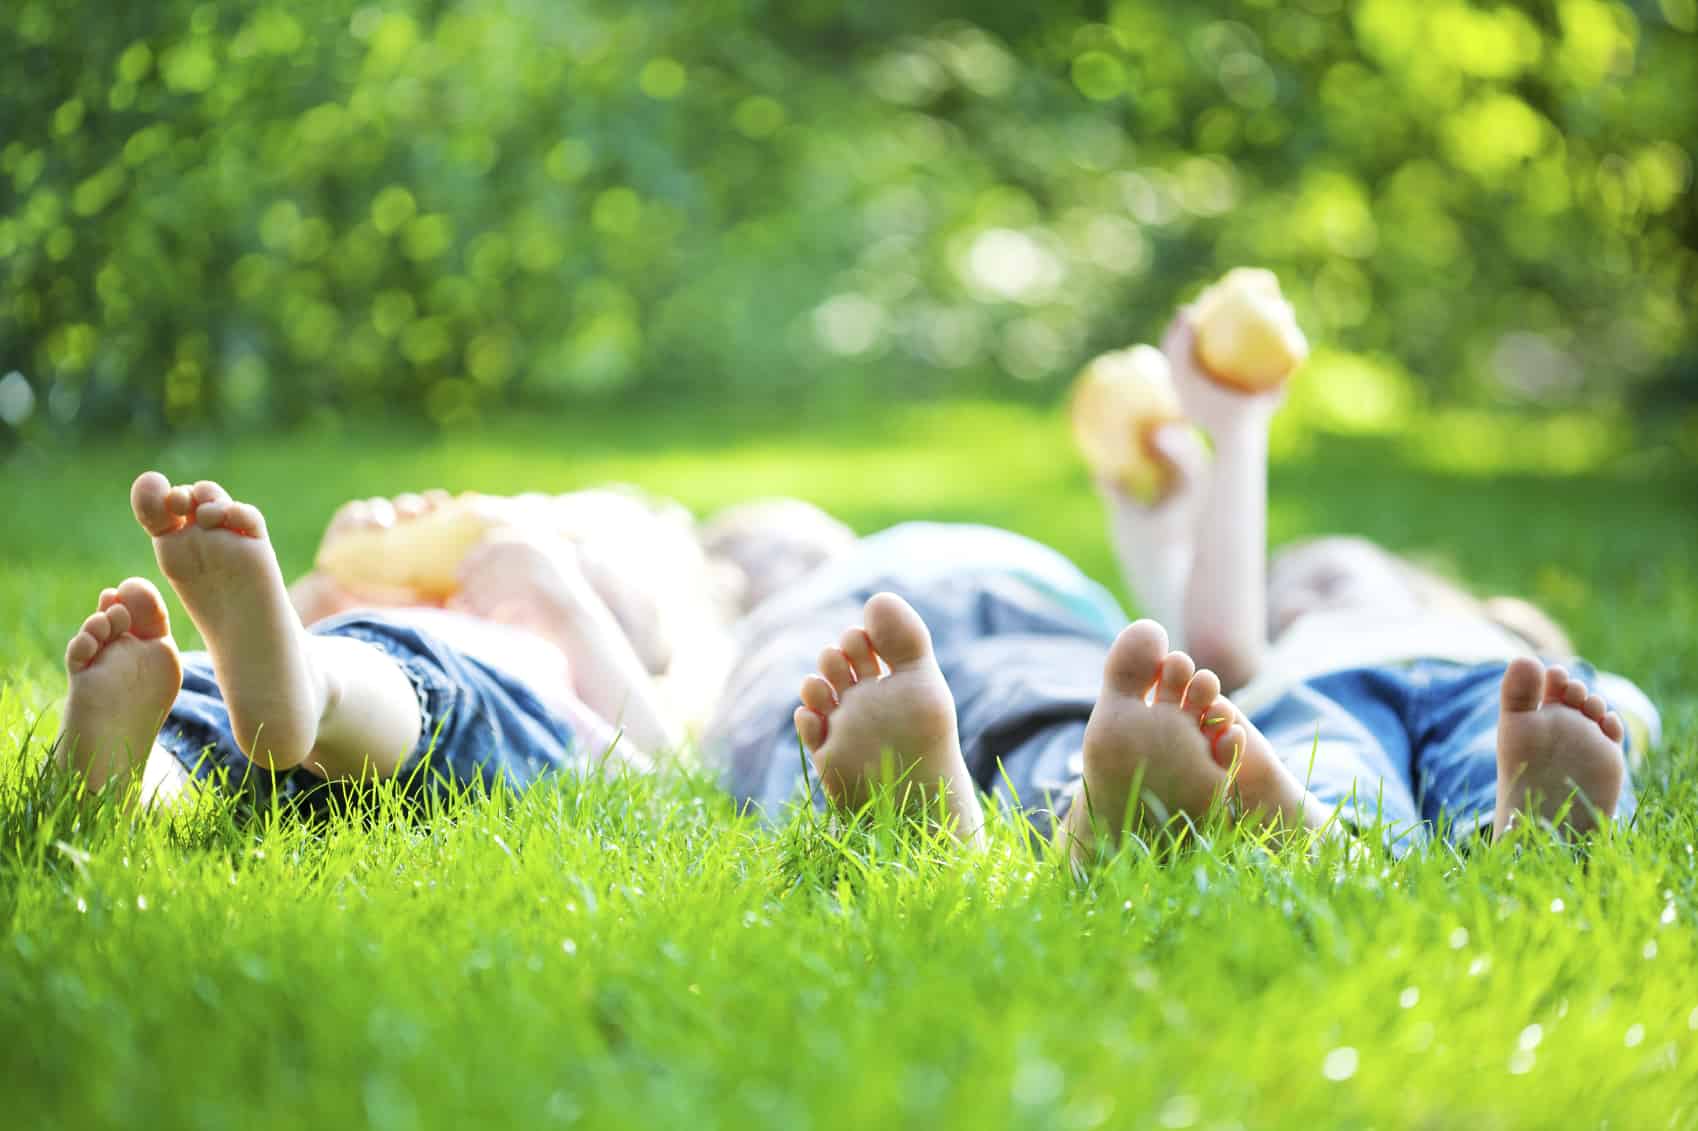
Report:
1,0,1694,438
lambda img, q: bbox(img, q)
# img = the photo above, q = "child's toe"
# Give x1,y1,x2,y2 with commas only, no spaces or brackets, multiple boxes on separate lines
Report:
104,603,132,637
1181,669,1221,720
1541,664,1570,705
819,647,856,692
840,627,880,681
795,706,827,753
131,471,183,535
80,612,113,644
1103,620,1166,698
1155,651,1195,705
66,632,100,670
1500,657,1545,714
862,593,933,668
116,578,172,639
1562,681,1589,710
1214,723,1248,769
1601,712,1625,744
1582,693,1608,722
194,501,231,530
191,480,231,505
800,674,839,716
226,502,266,537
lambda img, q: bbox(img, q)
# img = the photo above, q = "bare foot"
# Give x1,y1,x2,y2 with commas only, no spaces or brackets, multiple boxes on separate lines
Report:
1495,658,1626,838
1064,620,1315,861
793,593,984,840
57,578,183,793
132,471,326,771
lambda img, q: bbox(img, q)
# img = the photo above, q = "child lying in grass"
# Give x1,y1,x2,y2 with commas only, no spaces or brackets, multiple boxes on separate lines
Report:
52,312,1655,858
53,474,694,809
708,309,1658,859
52,473,859,811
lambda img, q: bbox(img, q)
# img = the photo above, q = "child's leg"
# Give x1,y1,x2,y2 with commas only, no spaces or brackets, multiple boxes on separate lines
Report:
1098,311,1285,688
1097,425,1208,635
132,472,421,778
1162,312,1285,690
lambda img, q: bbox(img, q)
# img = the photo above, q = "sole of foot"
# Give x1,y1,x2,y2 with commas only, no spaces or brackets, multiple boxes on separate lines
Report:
1495,657,1626,838
1071,620,1303,857
794,592,984,840
131,471,324,771
58,577,183,793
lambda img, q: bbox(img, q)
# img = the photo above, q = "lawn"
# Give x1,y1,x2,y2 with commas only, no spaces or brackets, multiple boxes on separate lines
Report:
3,399,1697,1130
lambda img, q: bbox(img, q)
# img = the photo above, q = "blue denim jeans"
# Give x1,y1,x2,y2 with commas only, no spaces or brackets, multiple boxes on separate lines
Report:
157,613,585,812
707,523,1644,849
1250,659,1640,852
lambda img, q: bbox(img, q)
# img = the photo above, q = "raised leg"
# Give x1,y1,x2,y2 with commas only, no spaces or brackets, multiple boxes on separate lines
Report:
1164,311,1284,691
131,471,422,778
1097,424,1208,635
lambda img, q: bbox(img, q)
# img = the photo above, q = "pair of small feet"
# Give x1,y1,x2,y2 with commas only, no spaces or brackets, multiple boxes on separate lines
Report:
59,473,323,789
792,603,1298,852
793,595,1628,853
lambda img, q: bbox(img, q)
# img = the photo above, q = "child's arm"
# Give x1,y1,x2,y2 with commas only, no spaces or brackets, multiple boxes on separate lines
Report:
1163,311,1283,691
452,532,683,758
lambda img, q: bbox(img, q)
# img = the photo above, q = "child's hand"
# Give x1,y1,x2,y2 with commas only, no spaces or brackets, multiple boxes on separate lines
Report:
1162,307,1285,439
1094,421,1209,514
318,490,453,550
449,528,592,629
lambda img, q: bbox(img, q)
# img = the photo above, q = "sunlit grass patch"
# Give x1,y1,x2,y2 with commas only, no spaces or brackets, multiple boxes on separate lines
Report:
2,402,1695,1128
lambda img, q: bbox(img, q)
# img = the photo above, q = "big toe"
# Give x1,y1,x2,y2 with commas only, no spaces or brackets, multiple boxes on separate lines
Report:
131,471,181,536
1500,657,1546,714
116,577,172,639
1103,619,1167,698
862,593,934,668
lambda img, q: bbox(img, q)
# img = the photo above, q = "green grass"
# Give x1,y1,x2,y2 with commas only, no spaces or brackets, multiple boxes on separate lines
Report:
3,399,1697,1130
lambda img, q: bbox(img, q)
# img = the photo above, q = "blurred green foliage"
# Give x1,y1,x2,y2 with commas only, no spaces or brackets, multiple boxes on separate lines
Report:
1,0,1695,436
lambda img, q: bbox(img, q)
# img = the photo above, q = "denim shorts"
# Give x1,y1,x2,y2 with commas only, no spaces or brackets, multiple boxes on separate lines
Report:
158,613,585,812
1251,659,1640,852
